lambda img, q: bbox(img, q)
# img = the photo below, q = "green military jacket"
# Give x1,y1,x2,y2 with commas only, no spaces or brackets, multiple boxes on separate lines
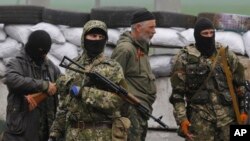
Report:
50,53,125,139
170,43,246,127
111,31,156,113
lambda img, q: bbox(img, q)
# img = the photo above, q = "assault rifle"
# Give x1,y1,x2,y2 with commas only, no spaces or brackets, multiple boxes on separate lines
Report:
59,56,169,129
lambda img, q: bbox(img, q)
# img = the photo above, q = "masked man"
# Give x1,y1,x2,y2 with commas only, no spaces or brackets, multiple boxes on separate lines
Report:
2,30,60,141
49,20,130,141
170,18,249,141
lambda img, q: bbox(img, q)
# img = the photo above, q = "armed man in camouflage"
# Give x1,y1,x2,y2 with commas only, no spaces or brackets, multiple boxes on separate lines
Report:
49,20,130,141
170,18,249,141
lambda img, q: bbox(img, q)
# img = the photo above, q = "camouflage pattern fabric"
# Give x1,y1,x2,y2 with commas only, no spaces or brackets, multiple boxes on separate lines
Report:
50,20,126,141
124,105,148,141
81,20,107,49
65,128,111,141
186,109,231,141
170,43,246,141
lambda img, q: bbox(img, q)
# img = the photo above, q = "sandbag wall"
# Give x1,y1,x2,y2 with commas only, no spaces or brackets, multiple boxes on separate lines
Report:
1,6,250,132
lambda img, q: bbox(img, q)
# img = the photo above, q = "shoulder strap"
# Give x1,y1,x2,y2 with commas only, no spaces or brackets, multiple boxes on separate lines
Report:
220,47,242,124
195,49,221,92
84,55,105,72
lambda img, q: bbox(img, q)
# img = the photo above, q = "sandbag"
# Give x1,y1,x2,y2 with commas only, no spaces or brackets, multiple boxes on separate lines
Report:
4,24,33,44
215,31,245,55
31,22,66,44
60,26,82,47
149,55,174,78
0,38,22,59
50,42,79,62
151,28,187,47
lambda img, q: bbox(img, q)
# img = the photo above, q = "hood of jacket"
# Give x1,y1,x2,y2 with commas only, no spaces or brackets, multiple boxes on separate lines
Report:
117,31,150,54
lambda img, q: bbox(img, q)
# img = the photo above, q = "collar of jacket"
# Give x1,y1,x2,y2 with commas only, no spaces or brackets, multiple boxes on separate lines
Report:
124,31,150,54
81,52,105,64
186,44,201,57
186,43,220,59
18,48,49,67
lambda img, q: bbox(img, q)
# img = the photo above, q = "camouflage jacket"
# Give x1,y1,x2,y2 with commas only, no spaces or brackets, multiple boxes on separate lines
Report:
50,53,125,138
170,43,246,127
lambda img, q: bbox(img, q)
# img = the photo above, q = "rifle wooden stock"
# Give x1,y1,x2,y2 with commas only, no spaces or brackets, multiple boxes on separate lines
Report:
221,48,242,124
27,92,48,107
121,92,141,104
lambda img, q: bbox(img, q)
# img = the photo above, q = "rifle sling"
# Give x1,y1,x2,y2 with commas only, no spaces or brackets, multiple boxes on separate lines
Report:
220,47,241,124
191,48,221,99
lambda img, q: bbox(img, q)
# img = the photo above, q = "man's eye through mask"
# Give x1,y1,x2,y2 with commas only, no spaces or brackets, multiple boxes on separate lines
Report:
200,30,215,37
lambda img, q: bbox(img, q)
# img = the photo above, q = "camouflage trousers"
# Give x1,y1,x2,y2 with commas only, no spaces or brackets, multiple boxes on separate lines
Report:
125,105,148,141
65,127,111,141
187,110,232,141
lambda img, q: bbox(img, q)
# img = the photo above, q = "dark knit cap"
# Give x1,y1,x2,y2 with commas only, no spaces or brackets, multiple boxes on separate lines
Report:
85,28,108,40
194,17,214,37
25,30,52,65
25,30,51,54
131,9,155,25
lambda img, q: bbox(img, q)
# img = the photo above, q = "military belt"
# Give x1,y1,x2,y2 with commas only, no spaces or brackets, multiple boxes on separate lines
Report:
71,121,112,129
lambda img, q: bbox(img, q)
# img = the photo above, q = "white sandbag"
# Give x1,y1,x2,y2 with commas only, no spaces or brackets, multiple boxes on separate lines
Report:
4,24,33,44
61,27,82,46
107,29,121,45
47,54,65,74
0,60,6,78
215,31,245,55
104,45,114,57
0,24,7,42
149,55,173,78
242,31,250,58
151,28,187,47
31,22,66,44
170,27,186,32
179,28,195,45
118,27,131,33
50,42,79,62
0,37,22,59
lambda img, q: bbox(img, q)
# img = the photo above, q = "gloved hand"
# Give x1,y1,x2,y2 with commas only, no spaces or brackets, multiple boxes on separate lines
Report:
70,85,80,96
181,119,191,136
240,112,248,124
180,119,194,140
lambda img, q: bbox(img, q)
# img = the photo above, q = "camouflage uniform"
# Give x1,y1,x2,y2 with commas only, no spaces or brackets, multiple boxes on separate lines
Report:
49,20,128,141
170,43,246,141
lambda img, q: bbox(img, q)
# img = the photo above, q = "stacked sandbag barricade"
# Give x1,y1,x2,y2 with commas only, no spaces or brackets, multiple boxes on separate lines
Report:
1,5,250,141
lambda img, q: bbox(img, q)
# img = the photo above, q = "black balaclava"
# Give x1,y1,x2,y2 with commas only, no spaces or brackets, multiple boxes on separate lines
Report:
25,30,52,66
194,17,216,57
84,28,107,58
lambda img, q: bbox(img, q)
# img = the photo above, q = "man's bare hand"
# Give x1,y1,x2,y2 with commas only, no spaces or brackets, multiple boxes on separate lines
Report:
47,82,57,96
